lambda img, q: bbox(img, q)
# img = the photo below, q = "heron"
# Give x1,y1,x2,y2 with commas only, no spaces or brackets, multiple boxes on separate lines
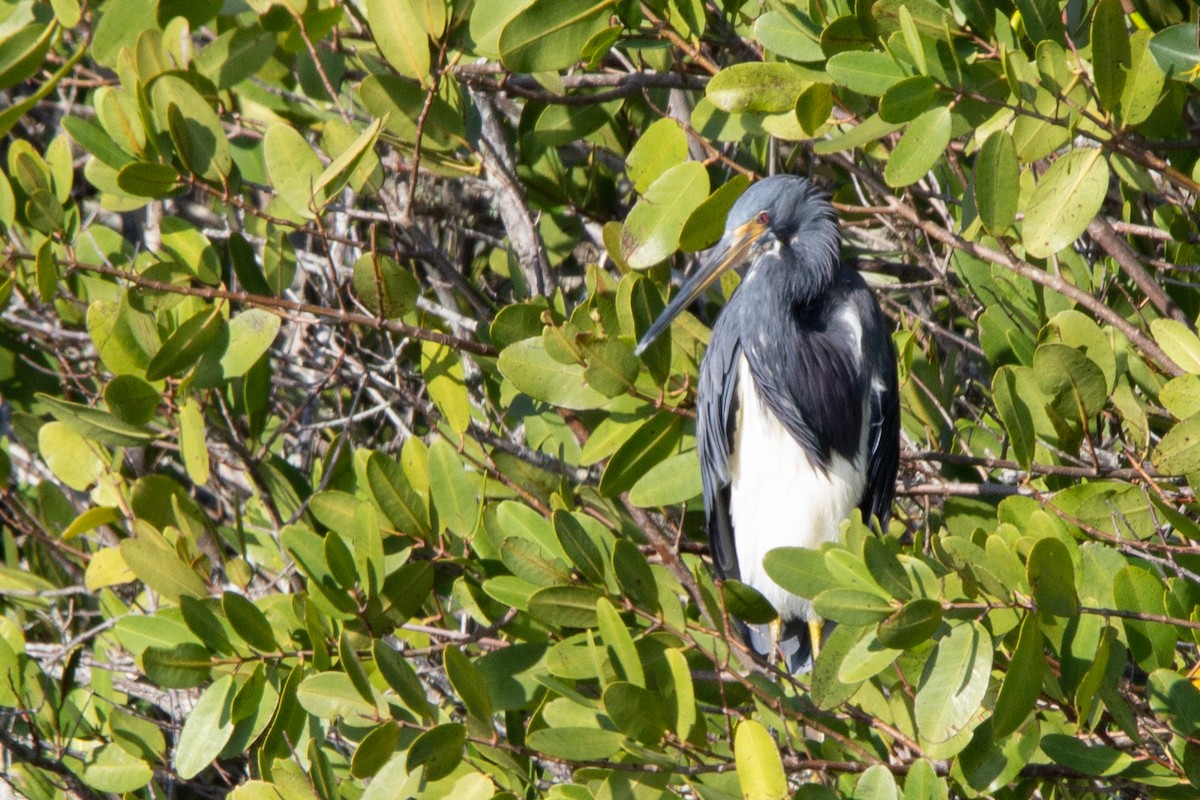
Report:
634,175,900,673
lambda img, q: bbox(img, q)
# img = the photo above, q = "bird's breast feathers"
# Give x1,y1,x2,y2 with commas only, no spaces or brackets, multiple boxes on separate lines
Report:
728,356,868,621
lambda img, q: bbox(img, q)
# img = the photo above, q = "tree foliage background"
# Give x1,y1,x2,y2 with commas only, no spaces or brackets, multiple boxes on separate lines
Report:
2,0,1200,797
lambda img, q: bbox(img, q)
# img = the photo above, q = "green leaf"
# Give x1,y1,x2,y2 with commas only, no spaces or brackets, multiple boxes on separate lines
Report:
312,115,385,201
222,591,279,652
604,682,667,744
721,580,778,625
63,505,122,541
680,175,750,252
554,511,609,586
876,597,943,649
1153,412,1200,474
405,723,465,781
754,10,824,62
1026,537,1079,617
879,75,937,123
597,596,644,686
228,781,286,800
428,438,478,537
763,546,839,600
499,338,611,410
528,585,603,627
499,0,615,73
196,308,280,387
1034,342,1109,419
612,538,660,613
1148,23,1200,83
108,706,166,761
1150,318,1200,375
157,76,232,181
297,671,380,719
160,216,222,284
991,612,1043,737
826,51,906,95
444,645,494,722
180,596,234,655
599,411,684,497
1040,733,1132,776
1090,0,1130,113
974,131,1019,235
38,421,102,491
0,24,54,92
914,623,993,744
332,633,370,710
992,366,1034,470
735,719,788,800
813,588,893,626
664,647,697,740
374,639,433,721
178,398,209,485
628,451,702,507
175,674,237,779
1013,0,1064,44
620,161,710,269
351,721,400,779
116,161,182,198
85,546,135,590
263,123,324,219
855,765,899,800
25,188,65,233
1023,148,1109,258
359,74,465,150
1147,668,1200,736
366,451,429,538
81,743,154,794
353,253,419,319
119,538,207,601
794,81,833,136
1112,566,1174,671
145,307,226,381
142,642,212,689
706,62,812,113
526,727,623,760
1118,31,1165,126
837,627,903,683
193,27,276,89
581,337,638,397
422,340,471,435
885,106,951,188
367,0,431,84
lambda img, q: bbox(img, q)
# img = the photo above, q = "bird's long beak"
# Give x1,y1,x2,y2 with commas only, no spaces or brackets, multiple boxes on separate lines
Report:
634,218,767,356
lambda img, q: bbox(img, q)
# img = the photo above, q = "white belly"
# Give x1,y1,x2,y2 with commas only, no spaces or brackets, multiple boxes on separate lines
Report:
729,357,867,621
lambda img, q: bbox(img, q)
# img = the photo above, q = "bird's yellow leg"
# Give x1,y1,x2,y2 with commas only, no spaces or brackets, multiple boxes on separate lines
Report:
808,618,824,662
768,618,782,666
1187,659,1200,690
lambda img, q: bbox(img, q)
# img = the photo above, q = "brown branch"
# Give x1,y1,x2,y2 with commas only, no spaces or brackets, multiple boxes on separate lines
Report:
1087,216,1191,327
7,253,498,357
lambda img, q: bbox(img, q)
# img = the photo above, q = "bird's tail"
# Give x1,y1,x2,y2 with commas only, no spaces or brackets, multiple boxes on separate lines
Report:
741,619,822,674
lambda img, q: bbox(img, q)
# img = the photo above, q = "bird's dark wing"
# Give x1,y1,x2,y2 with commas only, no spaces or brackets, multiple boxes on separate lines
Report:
858,295,900,527
741,265,899,525
696,307,742,580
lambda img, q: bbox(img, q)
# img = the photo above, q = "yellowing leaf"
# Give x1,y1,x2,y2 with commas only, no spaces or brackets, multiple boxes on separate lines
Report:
734,720,788,800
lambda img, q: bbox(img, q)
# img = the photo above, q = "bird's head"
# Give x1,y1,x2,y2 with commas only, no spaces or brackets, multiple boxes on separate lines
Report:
634,175,838,356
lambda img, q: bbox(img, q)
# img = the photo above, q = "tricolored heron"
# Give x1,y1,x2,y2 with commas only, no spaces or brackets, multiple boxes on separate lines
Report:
634,175,900,673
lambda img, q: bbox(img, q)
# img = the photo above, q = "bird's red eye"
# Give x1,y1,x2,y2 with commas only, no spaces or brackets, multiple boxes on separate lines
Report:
756,211,770,225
